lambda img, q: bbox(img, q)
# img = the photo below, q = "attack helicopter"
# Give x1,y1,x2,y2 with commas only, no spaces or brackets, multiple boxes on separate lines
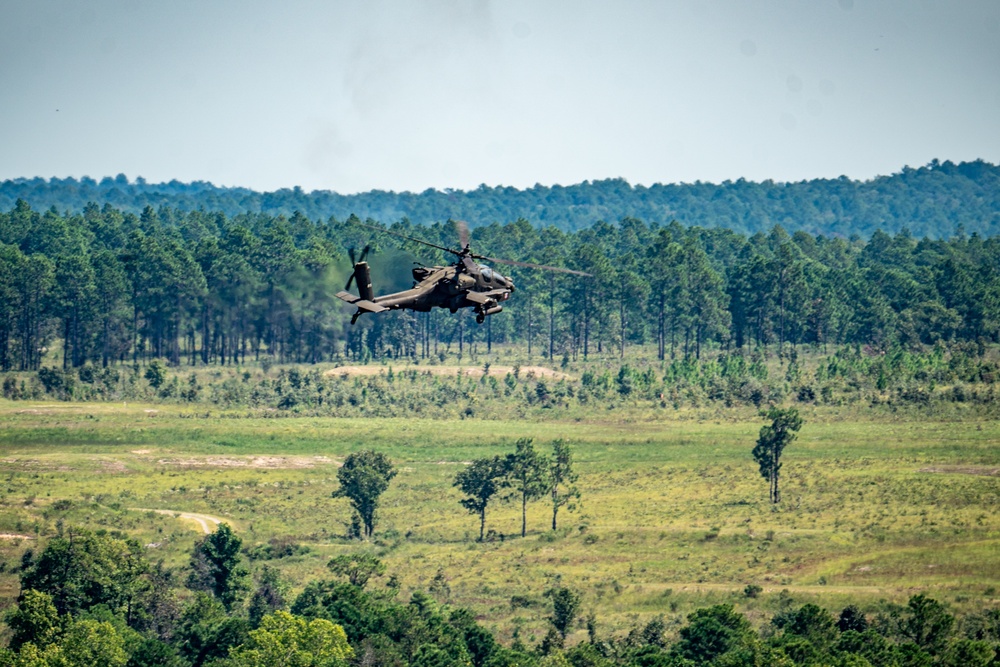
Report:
336,221,590,325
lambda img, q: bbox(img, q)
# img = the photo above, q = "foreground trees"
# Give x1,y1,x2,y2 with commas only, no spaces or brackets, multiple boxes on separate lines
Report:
188,523,249,611
1,511,995,666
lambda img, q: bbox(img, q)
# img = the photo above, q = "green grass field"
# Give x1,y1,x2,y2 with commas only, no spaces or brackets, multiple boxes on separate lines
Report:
0,399,997,643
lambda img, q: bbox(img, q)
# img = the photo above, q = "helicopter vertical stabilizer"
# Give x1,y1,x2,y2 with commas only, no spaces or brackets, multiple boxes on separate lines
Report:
352,261,374,302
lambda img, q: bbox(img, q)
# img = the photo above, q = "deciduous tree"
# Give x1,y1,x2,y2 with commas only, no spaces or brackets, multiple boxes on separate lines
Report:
751,407,802,503
504,438,549,538
454,456,506,541
334,450,397,539
187,523,249,611
549,440,579,531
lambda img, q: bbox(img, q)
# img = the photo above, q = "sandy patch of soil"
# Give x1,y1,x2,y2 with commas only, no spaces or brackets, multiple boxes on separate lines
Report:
920,465,1000,476
100,459,128,473
0,458,73,471
157,455,340,469
325,364,572,380
0,533,34,540
131,449,153,455
132,509,226,534
14,405,83,414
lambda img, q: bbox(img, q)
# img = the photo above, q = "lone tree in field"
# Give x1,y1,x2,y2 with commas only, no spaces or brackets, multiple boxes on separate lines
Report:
454,456,507,541
505,438,550,537
334,450,397,539
752,407,802,504
549,439,579,530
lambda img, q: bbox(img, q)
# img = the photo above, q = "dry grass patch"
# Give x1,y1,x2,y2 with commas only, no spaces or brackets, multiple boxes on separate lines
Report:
324,364,573,380
156,456,340,469
919,465,1000,476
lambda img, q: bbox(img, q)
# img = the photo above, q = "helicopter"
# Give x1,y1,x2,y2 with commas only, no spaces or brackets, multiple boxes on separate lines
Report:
336,221,591,325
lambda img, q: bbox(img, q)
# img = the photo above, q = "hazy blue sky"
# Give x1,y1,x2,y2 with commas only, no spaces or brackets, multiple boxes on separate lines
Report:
1,1,997,193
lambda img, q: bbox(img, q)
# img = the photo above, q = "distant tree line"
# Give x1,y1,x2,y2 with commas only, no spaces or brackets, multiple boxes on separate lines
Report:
2,159,999,238
2,198,999,375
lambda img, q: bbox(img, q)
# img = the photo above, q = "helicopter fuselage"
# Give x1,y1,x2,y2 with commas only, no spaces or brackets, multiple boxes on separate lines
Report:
336,260,514,324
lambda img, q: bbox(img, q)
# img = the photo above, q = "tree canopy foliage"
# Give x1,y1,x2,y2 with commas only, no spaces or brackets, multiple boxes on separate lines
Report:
1,197,998,377
1,473,998,666
334,451,397,540
752,408,803,504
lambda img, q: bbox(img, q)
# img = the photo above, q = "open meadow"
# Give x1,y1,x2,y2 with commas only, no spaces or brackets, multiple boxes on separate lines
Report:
0,394,997,644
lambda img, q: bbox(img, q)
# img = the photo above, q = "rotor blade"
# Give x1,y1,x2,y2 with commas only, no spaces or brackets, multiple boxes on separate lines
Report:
358,244,371,263
345,272,356,290
356,222,461,256
454,219,470,250
348,247,356,264
477,255,593,277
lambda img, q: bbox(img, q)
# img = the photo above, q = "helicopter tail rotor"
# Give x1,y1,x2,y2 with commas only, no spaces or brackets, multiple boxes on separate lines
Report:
345,245,371,290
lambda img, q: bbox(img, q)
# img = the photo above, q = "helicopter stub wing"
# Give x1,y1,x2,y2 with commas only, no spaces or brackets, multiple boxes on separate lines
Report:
465,289,509,305
335,291,388,313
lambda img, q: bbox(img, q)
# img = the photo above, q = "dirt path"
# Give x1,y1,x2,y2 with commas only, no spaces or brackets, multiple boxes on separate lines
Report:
325,364,573,380
131,508,229,534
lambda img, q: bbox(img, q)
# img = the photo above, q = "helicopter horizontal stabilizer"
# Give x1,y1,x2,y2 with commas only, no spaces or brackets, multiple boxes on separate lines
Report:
335,291,387,313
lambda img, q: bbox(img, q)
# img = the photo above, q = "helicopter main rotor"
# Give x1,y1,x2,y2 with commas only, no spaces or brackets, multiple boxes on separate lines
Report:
357,221,592,277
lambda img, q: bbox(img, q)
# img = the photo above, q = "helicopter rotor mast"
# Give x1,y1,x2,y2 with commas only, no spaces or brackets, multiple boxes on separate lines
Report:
358,221,592,277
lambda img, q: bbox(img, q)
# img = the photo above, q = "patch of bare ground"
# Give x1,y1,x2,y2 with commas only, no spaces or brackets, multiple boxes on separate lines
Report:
0,534,34,540
920,465,1000,476
99,459,128,473
13,405,87,414
0,458,73,471
324,365,573,381
156,455,340,469
131,509,227,534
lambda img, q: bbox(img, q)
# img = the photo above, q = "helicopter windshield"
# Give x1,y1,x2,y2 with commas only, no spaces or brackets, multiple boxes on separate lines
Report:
480,266,494,282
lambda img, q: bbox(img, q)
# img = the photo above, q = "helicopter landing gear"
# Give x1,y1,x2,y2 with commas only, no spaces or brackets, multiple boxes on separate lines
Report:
476,313,486,324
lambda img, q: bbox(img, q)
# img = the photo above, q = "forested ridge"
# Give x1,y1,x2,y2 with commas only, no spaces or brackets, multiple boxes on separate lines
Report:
2,158,999,238
1,197,998,377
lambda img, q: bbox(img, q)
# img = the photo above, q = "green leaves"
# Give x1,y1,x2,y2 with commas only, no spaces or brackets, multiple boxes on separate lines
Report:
505,438,549,538
227,611,352,667
752,407,803,503
453,456,507,541
188,523,249,612
334,450,397,539
327,554,385,589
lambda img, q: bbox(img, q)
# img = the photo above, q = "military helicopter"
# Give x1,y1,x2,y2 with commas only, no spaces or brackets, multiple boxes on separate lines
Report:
336,221,590,325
